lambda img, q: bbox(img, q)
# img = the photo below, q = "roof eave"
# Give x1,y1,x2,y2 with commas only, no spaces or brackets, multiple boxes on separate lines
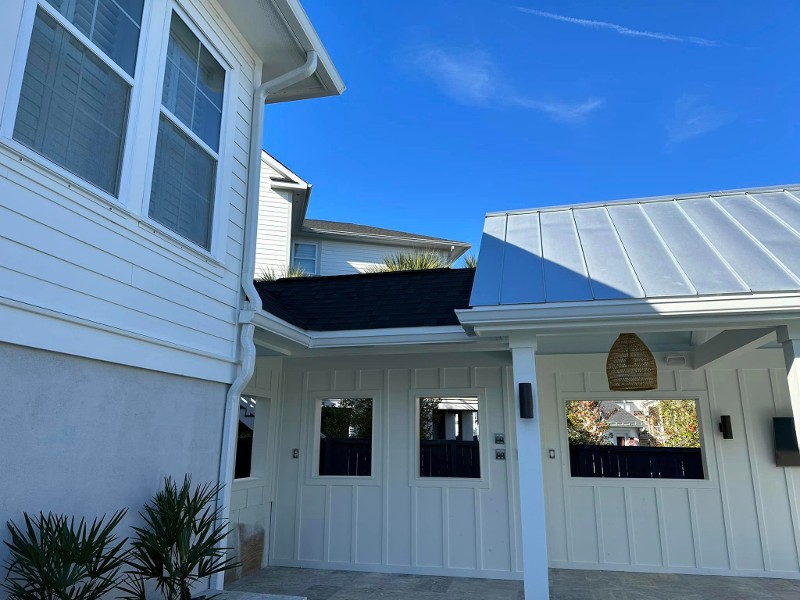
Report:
299,228,471,250
263,0,345,103
220,0,345,104
457,292,800,336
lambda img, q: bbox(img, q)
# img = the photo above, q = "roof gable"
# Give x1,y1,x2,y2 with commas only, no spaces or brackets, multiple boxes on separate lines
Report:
471,187,800,307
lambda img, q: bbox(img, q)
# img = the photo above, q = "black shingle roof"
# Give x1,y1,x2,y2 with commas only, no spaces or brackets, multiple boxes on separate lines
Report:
256,268,475,331
302,219,469,247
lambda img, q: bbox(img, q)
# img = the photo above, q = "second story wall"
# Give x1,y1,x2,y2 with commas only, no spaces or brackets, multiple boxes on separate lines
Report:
254,157,293,278
0,0,263,383
292,235,451,276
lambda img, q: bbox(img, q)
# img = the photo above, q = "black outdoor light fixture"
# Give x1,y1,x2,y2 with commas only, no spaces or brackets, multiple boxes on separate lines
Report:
719,415,733,440
519,383,534,419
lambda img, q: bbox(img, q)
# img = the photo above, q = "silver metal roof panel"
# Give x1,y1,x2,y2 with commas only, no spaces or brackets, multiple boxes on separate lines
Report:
470,187,800,307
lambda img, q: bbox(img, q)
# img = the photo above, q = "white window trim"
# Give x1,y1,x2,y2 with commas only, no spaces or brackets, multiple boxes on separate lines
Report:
0,0,235,266
305,391,382,487
292,241,319,275
558,392,718,488
0,0,151,207
140,0,235,260
409,388,492,489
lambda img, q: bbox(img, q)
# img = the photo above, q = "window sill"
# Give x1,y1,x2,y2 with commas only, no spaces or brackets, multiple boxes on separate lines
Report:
0,138,227,278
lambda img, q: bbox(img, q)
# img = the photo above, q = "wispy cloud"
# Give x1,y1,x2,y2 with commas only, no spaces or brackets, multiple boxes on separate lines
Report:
667,94,731,144
515,7,716,47
408,46,603,122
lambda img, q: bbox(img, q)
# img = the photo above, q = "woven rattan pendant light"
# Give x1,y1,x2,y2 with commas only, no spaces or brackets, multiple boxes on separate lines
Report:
606,333,657,391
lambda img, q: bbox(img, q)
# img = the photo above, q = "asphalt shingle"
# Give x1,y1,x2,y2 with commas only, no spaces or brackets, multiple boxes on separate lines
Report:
255,268,475,331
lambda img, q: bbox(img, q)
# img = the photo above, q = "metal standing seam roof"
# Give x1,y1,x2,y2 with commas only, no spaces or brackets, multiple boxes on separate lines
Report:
470,186,800,307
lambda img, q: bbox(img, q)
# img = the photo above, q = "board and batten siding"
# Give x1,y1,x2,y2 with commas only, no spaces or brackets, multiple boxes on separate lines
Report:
269,353,522,579
0,0,261,383
538,350,800,579
293,236,451,276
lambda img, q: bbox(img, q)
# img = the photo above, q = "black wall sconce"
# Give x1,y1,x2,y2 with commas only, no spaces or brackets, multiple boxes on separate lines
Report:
519,383,534,419
719,415,733,439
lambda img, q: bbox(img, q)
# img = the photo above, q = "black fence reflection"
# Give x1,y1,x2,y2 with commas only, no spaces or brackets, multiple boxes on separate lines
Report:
420,439,480,478
570,444,703,479
319,437,371,476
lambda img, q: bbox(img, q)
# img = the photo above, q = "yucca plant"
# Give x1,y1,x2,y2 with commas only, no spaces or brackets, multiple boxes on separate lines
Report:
121,476,238,600
367,250,451,272
255,265,306,282
2,510,128,600
462,254,477,268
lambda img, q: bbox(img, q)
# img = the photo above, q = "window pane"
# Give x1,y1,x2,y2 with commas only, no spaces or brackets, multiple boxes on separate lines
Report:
14,9,129,194
319,399,372,476
294,243,316,259
235,396,256,479
162,13,224,151
292,258,315,274
45,0,143,75
419,397,480,478
149,116,216,248
567,399,703,479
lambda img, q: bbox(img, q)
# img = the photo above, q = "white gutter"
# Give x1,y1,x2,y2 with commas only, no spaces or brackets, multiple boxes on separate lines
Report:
212,51,318,592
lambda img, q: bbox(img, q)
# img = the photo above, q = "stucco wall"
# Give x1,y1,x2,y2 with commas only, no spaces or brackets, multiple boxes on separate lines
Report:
0,342,227,594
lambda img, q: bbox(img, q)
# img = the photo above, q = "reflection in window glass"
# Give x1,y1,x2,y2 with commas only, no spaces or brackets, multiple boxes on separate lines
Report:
292,243,317,274
567,399,703,479
13,8,131,194
234,396,256,479
319,398,372,476
419,397,480,478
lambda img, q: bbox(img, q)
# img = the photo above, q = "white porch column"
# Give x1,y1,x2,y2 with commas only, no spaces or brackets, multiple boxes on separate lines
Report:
777,323,800,441
510,333,549,599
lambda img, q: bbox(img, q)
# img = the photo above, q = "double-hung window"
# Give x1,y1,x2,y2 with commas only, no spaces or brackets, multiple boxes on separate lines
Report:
148,12,226,251
292,242,317,274
13,0,144,196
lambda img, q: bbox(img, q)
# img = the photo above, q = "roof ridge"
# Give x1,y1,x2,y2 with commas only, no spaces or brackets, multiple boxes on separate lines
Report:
486,184,800,217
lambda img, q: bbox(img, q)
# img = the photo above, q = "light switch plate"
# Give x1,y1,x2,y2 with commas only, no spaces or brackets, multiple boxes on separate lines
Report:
495,433,505,445
496,449,506,460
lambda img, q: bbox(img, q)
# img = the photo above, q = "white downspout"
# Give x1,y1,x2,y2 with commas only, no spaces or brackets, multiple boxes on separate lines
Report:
212,51,318,591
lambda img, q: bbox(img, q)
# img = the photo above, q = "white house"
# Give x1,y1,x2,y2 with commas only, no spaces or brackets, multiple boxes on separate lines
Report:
233,185,800,599
254,151,471,278
0,0,343,595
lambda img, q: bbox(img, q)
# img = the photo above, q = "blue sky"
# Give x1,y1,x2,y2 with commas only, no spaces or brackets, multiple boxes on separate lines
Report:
263,1,800,255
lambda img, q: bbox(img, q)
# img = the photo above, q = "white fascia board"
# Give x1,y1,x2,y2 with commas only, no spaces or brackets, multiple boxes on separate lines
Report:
458,292,800,336
266,0,345,102
261,152,308,189
300,228,471,251
250,317,492,352
308,325,472,349
252,309,311,348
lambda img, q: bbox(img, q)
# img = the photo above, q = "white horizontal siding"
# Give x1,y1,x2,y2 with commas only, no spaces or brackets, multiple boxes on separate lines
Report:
254,168,292,278
0,0,260,380
296,237,449,276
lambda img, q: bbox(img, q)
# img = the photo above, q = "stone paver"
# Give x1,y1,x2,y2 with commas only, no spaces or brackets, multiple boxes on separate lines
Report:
228,566,800,599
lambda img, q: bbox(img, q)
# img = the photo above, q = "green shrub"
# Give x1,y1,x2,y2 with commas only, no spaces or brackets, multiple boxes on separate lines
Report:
121,475,239,600
2,510,128,600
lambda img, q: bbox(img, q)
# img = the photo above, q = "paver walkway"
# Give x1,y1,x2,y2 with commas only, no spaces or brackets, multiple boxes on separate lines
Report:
228,566,800,599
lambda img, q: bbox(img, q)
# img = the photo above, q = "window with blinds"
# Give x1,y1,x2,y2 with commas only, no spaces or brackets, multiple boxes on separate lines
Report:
292,242,318,274
148,12,225,251
12,0,144,196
